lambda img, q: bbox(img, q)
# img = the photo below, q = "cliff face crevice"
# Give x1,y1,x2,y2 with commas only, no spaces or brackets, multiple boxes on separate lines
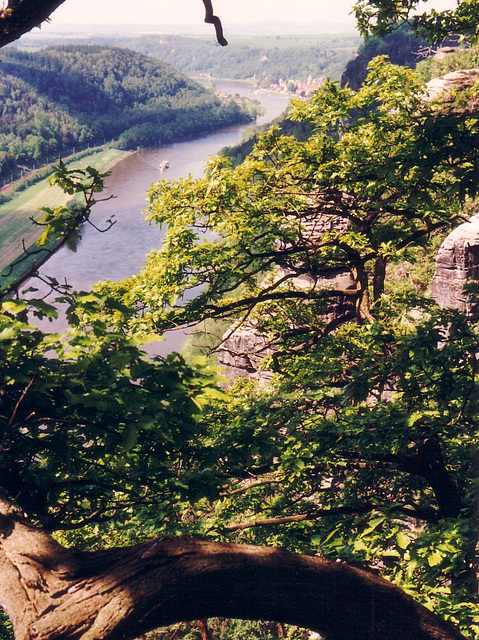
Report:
216,325,276,384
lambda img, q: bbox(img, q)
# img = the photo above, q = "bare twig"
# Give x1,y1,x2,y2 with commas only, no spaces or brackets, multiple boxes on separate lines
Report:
202,0,228,46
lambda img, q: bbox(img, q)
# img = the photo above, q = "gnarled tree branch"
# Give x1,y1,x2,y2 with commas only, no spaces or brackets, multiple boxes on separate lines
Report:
202,0,227,46
0,498,467,640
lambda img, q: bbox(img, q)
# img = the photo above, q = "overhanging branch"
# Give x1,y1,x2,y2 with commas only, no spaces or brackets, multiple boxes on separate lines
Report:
0,0,67,47
202,0,227,46
0,1,228,48
222,502,438,532
0,501,467,640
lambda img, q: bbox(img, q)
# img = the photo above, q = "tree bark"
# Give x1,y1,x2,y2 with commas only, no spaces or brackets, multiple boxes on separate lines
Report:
0,499,466,640
373,255,386,301
0,0,67,47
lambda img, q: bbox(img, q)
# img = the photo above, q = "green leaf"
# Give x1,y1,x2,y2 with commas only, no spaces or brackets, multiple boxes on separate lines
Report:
396,531,410,550
427,551,444,567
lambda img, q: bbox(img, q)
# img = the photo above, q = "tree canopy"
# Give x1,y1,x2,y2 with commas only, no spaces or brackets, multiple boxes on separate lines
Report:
88,56,479,636
353,0,479,42
100,56,479,331
0,2,479,640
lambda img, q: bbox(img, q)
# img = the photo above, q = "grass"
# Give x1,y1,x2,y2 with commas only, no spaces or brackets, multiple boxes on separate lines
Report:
0,147,129,289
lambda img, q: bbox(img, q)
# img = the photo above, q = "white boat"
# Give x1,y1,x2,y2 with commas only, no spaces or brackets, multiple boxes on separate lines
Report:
159,160,170,171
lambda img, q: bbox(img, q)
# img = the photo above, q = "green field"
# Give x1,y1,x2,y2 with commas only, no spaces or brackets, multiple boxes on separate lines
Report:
0,148,129,289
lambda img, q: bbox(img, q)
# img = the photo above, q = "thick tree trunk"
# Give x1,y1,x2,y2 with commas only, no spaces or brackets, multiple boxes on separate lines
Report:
0,499,466,640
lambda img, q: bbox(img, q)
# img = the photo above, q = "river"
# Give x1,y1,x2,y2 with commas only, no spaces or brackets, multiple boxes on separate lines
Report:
29,82,290,349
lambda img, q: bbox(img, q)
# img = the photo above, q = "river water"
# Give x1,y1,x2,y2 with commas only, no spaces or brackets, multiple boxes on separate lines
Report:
28,82,290,349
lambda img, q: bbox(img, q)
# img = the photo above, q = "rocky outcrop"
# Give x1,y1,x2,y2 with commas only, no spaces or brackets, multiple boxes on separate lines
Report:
430,214,479,318
216,266,357,384
216,324,276,384
426,68,479,112
426,70,479,314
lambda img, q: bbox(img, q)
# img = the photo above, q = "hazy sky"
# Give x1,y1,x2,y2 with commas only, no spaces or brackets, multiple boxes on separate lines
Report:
49,0,358,27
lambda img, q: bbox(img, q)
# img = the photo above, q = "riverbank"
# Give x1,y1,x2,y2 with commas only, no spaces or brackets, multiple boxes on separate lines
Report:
13,81,289,349
0,147,130,291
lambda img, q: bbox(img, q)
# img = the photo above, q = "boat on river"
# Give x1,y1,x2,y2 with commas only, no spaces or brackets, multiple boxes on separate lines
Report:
159,160,170,172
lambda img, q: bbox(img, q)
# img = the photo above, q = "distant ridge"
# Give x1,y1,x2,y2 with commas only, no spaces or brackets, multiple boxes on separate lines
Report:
19,19,357,39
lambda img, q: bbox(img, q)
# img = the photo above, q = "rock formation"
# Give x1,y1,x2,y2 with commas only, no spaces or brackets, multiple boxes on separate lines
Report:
417,70,479,315
425,68,479,112
216,323,276,384
218,69,479,382
430,214,479,318
216,213,357,383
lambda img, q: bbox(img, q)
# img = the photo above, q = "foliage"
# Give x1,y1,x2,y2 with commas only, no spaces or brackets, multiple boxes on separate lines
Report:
97,57,478,334
34,161,112,249
0,160,115,297
0,291,226,530
0,45,256,185
140,618,284,640
416,43,479,83
341,23,427,89
0,613,12,640
0,161,229,532
353,0,479,42
220,113,313,168
1,1,479,636
187,306,479,635
90,58,479,636
19,34,361,87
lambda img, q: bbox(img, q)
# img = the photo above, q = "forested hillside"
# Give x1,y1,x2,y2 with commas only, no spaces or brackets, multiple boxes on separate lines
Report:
340,24,427,88
19,33,360,86
0,45,256,184
122,34,359,84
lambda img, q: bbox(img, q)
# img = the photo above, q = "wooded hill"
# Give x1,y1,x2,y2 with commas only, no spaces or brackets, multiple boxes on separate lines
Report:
19,33,360,86
111,34,359,84
0,45,256,184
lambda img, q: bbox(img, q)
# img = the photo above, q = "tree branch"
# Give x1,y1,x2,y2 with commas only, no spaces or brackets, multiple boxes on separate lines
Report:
0,0,67,48
339,439,463,519
222,503,438,532
0,499,466,640
202,0,227,46
0,1,228,49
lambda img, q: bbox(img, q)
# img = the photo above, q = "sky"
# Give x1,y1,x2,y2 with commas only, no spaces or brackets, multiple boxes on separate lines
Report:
35,0,456,36
46,0,358,28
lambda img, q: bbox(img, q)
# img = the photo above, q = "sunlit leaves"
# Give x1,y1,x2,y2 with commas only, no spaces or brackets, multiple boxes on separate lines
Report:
1,39,478,639
0,296,228,529
33,161,113,252
354,0,479,42
97,57,479,339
